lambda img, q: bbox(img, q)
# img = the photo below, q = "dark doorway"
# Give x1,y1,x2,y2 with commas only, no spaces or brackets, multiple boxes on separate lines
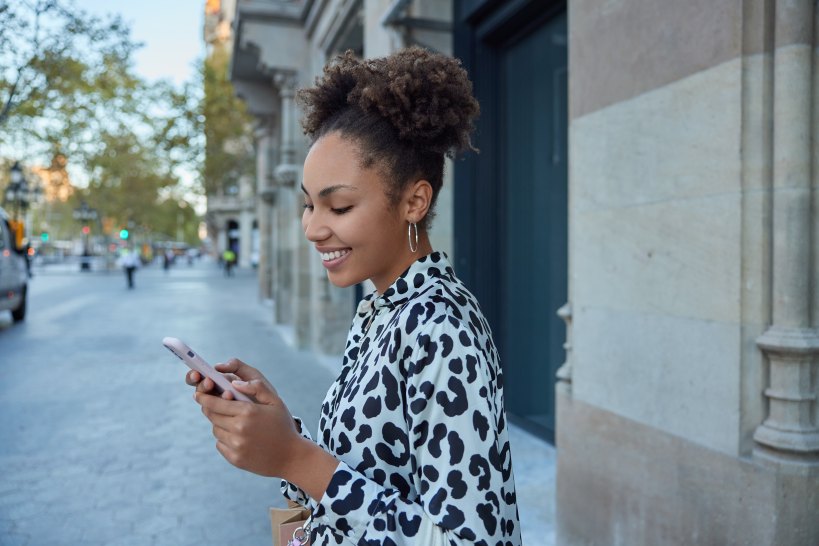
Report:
454,0,568,442
226,219,240,258
500,12,568,437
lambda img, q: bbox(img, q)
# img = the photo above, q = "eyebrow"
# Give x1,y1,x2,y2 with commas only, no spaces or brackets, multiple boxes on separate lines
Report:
301,183,359,198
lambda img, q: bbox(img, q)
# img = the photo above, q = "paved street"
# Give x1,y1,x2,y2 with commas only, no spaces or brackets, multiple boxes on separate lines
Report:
0,258,554,546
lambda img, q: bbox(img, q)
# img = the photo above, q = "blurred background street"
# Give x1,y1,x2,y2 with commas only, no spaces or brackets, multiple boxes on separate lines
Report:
0,259,554,546
0,259,336,545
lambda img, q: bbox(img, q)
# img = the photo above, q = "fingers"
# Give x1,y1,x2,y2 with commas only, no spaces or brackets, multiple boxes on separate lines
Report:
185,370,201,386
214,358,264,382
195,391,246,417
214,440,239,468
186,370,221,396
196,376,216,394
232,379,278,406
211,422,235,447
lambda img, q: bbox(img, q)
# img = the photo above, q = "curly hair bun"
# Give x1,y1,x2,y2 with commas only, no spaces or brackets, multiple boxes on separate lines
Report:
298,46,480,157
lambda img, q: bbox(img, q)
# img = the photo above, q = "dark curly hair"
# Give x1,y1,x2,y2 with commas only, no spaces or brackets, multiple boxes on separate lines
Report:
296,46,480,230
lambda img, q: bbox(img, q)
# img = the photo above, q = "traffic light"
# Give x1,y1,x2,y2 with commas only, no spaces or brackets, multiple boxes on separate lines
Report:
40,232,49,242
119,229,129,240
82,225,90,235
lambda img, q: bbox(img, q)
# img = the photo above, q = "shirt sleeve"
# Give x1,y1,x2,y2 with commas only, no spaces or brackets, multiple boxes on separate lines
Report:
280,416,314,507
312,317,519,545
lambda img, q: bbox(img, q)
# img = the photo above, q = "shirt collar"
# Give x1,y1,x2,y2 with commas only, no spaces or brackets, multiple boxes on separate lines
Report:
356,251,455,315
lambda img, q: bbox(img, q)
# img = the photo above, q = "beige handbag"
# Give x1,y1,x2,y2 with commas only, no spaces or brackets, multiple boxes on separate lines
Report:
270,500,311,546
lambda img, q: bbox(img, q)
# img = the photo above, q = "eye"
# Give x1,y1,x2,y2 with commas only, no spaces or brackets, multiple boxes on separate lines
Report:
331,206,353,215
302,203,314,211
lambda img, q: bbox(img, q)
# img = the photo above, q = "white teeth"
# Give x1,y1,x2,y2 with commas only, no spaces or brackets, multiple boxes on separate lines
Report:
320,249,350,261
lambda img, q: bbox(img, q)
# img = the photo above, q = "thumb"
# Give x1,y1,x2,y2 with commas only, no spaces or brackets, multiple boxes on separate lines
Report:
232,379,278,405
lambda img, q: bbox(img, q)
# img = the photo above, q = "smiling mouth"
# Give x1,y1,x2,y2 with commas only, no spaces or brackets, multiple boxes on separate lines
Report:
320,249,351,262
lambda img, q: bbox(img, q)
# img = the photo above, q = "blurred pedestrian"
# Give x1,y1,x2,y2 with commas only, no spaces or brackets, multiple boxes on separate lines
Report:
163,248,173,273
118,246,140,289
222,248,236,277
23,242,33,278
187,47,520,545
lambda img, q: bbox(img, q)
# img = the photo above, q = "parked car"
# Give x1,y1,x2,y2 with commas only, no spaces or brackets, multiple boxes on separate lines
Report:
0,206,27,322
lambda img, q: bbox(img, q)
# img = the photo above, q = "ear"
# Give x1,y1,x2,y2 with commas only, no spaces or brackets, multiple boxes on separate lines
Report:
403,179,433,224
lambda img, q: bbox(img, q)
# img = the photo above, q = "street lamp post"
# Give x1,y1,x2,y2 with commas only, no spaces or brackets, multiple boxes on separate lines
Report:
73,201,98,271
4,161,42,249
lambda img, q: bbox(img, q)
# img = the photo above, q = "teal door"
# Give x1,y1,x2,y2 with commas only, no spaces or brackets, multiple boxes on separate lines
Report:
500,12,568,438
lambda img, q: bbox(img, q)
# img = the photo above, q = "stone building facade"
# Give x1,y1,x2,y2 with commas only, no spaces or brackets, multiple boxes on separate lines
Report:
551,1,819,544
455,0,817,543
204,0,257,270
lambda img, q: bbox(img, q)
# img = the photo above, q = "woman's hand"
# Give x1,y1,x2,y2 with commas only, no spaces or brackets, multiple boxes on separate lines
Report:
191,358,340,499
184,357,262,399
193,359,300,477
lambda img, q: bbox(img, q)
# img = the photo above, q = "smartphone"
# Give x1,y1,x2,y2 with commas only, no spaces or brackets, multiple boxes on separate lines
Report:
162,336,252,402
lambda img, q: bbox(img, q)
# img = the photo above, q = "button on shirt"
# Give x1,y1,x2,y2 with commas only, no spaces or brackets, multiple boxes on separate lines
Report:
283,252,521,545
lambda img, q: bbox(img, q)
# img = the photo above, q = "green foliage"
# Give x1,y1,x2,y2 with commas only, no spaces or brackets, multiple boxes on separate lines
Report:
0,0,205,246
0,0,140,149
78,123,200,245
202,44,254,195
149,198,200,245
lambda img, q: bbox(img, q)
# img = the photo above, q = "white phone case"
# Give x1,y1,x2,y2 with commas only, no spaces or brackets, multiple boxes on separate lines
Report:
162,336,252,402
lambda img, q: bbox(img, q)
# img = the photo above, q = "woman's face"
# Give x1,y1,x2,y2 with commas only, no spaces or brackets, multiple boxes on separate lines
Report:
301,132,409,292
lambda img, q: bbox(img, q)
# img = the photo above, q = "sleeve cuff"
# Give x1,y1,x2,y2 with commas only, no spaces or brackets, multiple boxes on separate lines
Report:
280,417,313,506
314,461,383,543
293,416,312,441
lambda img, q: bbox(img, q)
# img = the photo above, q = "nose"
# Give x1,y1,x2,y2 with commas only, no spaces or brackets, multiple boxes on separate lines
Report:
302,210,331,243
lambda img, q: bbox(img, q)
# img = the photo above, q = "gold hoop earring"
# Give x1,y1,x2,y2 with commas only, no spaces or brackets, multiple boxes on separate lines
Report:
408,222,418,253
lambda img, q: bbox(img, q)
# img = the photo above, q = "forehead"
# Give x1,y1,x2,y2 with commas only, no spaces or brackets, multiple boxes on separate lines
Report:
302,133,384,195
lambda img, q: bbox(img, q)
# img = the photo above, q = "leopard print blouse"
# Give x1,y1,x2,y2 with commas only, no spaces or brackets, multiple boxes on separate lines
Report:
283,252,521,545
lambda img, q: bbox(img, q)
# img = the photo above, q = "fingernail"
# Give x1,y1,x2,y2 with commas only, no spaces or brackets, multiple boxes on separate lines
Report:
232,380,247,386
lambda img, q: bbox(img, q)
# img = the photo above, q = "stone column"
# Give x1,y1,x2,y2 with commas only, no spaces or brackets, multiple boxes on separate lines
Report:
753,0,819,458
273,72,301,332
217,218,228,256
276,71,311,349
254,118,275,300
239,174,254,269
366,0,403,57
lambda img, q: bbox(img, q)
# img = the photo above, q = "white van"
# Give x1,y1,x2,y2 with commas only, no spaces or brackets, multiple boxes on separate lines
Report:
0,206,27,321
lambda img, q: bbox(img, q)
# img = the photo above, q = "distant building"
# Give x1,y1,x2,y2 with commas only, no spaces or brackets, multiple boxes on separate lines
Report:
27,154,74,241
204,0,257,271
30,154,73,204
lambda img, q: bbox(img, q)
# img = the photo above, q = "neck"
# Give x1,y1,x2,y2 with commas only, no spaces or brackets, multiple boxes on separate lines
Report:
372,231,434,294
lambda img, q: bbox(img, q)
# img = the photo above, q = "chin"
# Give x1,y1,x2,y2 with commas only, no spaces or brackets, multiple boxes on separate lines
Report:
326,271,364,289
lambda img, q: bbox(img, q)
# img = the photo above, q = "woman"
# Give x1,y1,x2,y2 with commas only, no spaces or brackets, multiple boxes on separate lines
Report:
190,47,521,545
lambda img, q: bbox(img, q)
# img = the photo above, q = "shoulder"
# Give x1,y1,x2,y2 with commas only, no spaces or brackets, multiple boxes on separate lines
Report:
395,275,497,383
400,273,491,343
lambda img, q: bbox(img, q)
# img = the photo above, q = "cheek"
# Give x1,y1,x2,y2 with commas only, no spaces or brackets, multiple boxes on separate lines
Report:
365,214,403,249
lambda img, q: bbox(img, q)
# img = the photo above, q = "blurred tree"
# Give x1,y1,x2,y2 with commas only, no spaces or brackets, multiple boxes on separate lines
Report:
80,121,200,245
0,0,138,150
0,0,205,246
150,198,200,245
202,44,254,196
